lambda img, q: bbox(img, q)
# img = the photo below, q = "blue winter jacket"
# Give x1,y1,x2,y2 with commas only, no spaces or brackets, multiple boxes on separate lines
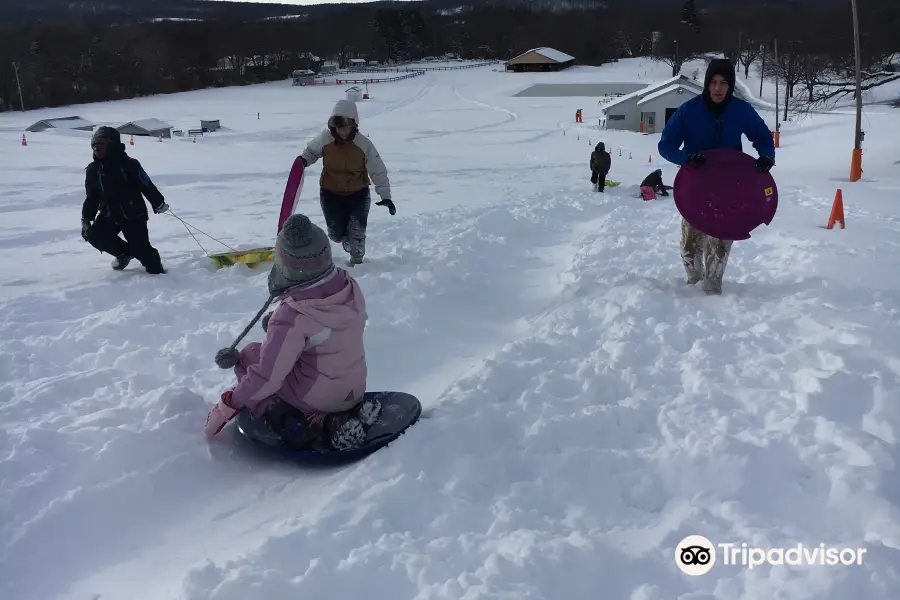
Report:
657,95,775,166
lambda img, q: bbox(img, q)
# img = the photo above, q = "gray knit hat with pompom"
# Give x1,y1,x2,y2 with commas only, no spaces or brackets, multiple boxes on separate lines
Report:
267,214,334,295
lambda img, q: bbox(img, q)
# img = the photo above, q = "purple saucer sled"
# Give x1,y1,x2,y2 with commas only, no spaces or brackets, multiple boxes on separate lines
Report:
673,147,778,241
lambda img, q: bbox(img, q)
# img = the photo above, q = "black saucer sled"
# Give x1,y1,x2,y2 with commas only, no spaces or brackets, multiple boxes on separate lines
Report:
235,391,422,464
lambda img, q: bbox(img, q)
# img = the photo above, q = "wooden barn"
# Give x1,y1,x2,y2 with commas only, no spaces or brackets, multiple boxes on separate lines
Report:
504,47,576,72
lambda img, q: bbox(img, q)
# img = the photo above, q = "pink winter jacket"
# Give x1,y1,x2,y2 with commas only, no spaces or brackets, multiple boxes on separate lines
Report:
229,267,367,417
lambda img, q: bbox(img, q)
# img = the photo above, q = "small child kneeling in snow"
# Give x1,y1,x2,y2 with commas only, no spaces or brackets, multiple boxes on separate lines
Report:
204,213,381,450
639,168,672,201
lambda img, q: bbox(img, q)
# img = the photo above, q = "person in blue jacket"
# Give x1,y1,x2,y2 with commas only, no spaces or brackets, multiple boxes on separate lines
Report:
658,58,775,295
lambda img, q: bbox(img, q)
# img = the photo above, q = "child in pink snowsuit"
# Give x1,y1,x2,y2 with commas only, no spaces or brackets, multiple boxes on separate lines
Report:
204,213,381,450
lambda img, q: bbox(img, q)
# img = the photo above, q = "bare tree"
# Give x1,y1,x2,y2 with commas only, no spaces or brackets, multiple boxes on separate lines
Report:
739,39,762,78
650,30,705,77
761,40,803,120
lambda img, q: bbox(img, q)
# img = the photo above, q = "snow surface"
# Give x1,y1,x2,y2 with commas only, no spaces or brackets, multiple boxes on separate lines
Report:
2,56,900,600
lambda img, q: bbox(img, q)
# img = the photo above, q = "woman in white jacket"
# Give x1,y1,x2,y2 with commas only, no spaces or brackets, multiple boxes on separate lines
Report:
299,99,395,264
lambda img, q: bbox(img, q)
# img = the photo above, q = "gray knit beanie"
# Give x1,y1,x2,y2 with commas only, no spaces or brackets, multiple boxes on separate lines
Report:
268,214,334,295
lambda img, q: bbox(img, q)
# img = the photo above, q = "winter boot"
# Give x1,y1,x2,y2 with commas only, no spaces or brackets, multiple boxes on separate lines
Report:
111,255,132,270
355,396,382,427
325,396,382,450
328,414,367,450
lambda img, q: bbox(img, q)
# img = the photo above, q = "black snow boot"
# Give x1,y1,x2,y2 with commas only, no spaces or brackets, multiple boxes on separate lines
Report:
111,255,132,270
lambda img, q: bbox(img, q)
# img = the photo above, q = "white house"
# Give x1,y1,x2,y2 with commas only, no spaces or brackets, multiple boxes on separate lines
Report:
600,75,711,133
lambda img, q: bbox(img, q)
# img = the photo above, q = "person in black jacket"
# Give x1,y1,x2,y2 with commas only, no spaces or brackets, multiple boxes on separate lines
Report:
81,126,169,274
639,169,672,198
589,142,612,192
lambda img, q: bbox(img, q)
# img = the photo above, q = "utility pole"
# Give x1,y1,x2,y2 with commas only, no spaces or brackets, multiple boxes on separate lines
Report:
12,61,24,112
850,0,863,181
774,39,780,140
674,39,679,76
759,43,766,97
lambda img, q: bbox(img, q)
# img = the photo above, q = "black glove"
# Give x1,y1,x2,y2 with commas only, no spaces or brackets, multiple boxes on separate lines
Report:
299,156,308,167
153,202,169,214
376,199,396,215
685,152,706,167
755,155,775,173
261,311,272,332
81,219,91,241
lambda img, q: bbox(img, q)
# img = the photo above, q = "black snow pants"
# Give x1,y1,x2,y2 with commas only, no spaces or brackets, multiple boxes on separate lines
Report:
591,169,609,192
319,187,371,261
86,215,165,274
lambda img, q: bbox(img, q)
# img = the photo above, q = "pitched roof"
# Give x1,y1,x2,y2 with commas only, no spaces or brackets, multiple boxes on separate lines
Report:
29,116,94,129
111,118,172,131
600,75,702,111
507,47,575,64
636,83,701,106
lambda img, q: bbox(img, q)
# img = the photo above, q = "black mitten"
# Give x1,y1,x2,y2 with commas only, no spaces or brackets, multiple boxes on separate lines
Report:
685,152,706,167
81,219,91,241
755,155,774,173
376,199,396,215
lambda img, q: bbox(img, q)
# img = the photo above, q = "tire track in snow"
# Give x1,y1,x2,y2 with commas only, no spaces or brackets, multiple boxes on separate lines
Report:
405,86,520,143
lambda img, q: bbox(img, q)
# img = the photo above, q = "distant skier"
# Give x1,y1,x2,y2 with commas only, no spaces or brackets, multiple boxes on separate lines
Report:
657,58,775,294
298,99,395,265
639,169,672,200
589,142,611,191
206,213,382,449
80,126,169,274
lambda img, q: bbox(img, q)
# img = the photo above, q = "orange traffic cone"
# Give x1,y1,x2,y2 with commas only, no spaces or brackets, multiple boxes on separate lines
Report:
129,135,134,145
21,134,27,146
648,155,652,163
826,189,845,229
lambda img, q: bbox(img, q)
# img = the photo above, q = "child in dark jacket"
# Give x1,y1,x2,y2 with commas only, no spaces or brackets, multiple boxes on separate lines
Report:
589,142,612,192
81,126,169,274
639,169,672,200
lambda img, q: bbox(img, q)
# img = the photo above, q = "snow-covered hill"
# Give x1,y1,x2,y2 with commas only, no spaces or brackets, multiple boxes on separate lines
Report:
2,57,899,600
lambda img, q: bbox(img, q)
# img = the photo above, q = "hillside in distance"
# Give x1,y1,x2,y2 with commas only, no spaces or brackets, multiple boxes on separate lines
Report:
0,0,840,26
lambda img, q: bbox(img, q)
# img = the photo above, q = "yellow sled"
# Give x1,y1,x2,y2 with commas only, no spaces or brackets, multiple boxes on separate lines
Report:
605,179,621,187
209,247,274,269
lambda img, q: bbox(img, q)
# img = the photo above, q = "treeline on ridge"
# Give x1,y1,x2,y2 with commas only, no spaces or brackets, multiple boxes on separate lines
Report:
1,0,898,113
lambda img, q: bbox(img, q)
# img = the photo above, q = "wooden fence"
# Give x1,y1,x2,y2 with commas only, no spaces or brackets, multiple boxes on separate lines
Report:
294,60,500,87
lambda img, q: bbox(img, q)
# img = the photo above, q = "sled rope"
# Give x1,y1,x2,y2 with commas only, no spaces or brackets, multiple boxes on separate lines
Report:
228,295,276,351
166,210,239,255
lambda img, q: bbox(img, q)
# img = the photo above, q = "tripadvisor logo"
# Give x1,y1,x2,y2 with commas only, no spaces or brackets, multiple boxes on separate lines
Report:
675,535,867,576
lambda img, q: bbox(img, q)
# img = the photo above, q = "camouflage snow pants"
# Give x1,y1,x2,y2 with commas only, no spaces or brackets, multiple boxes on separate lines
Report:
681,218,733,294
320,187,371,263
